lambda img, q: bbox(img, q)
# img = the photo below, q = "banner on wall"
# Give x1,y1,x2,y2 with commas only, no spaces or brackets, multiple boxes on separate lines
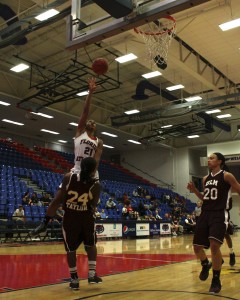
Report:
136,223,149,236
122,222,136,237
96,223,122,238
225,155,240,164
150,222,160,235
160,223,171,235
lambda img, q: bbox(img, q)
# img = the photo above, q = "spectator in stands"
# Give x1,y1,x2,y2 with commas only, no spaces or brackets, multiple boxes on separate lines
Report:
148,214,156,221
94,208,101,220
22,191,31,205
30,157,102,289
105,197,117,210
100,209,108,220
28,192,39,206
171,216,183,236
127,204,133,215
155,209,162,220
122,192,130,205
71,77,103,178
184,214,196,233
132,211,141,220
41,193,52,206
163,213,172,223
132,189,139,197
12,205,25,222
122,205,128,219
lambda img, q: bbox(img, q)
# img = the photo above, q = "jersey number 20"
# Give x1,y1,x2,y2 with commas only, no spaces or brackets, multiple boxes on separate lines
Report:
203,187,218,200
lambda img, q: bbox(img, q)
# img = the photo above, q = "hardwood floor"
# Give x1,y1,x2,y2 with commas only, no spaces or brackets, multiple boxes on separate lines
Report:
1,233,240,300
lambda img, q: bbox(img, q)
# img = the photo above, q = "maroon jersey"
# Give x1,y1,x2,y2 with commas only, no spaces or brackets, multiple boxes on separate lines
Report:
202,170,231,211
62,173,99,214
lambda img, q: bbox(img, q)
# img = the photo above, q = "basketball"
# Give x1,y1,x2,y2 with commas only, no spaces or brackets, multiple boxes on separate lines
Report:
91,58,108,75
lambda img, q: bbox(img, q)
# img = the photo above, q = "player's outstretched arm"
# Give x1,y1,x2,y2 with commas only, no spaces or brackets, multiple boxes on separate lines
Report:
75,77,97,138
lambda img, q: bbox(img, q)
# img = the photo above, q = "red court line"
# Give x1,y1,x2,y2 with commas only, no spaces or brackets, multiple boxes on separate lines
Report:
0,253,195,292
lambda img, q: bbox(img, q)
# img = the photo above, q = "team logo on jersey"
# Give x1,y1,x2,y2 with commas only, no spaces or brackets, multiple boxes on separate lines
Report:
95,224,104,234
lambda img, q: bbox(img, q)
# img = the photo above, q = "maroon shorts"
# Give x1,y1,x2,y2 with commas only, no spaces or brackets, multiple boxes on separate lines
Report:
193,210,228,248
62,211,96,252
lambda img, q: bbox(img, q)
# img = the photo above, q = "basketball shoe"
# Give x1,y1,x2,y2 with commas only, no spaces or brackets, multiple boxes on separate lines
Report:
229,252,236,266
69,278,79,290
88,275,102,284
199,261,212,281
209,277,221,293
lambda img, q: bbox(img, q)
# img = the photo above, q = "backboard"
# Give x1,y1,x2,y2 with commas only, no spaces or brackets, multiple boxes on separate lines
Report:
66,0,211,51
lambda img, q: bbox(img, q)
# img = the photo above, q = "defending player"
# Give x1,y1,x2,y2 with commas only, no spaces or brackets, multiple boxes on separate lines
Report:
31,157,102,290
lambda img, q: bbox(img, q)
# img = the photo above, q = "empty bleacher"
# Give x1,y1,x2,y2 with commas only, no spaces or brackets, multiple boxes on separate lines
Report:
0,138,197,228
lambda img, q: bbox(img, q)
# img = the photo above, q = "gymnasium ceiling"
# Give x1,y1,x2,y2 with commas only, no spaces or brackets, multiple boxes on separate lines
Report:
0,0,240,156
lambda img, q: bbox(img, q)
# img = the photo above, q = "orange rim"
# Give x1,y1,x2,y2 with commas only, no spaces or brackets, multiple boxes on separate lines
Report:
134,15,176,36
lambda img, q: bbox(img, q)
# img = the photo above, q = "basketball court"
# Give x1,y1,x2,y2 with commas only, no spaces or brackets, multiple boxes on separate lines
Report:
1,233,240,299
1,1,240,299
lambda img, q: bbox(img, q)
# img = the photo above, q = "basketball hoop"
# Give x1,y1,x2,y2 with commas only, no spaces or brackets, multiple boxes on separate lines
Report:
134,16,176,69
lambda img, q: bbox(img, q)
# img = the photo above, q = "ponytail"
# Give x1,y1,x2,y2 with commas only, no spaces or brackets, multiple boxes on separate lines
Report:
80,157,97,183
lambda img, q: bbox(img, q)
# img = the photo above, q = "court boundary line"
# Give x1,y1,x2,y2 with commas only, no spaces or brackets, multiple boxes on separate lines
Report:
74,289,240,300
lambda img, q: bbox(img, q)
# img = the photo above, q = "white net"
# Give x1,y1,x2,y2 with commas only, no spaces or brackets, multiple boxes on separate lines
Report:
134,16,176,69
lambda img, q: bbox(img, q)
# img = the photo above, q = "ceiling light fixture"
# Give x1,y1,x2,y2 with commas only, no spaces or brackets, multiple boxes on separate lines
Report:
142,71,162,79
31,112,53,118
124,109,140,115
219,18,240,31
77,91,89,96
216,114,231,119
58,140,67,143
205,109,221,114
41,129,59,135
185,95,202,102
69,122,78,126
10,63,29,73
128,140,141,144
35,9,59,21
161,125,173,128
166,84,184,91
0,101,10,106
115,53,137,63
187,135,199,139
103,144,114,148
101,132,118,137
2,119,24,126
